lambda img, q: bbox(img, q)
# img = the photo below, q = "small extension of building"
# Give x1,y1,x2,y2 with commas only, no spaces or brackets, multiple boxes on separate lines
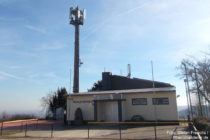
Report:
67,72,178,124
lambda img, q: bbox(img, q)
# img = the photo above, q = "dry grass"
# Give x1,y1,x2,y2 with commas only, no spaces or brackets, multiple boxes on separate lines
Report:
193,117,210,131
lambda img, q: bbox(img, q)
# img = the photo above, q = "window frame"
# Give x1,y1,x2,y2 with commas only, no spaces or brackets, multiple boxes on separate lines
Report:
152,98,169,105
132,98,148,105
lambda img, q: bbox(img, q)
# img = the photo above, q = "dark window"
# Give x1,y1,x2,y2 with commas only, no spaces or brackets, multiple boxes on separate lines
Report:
152,98,169,105
132,98,147,105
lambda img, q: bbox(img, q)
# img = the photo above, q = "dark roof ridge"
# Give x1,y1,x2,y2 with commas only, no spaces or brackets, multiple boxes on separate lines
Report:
111,74,174,87
132,77,174,86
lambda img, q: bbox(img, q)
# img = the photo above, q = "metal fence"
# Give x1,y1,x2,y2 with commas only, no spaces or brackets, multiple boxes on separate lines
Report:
0,119,56,138
0,119,207,139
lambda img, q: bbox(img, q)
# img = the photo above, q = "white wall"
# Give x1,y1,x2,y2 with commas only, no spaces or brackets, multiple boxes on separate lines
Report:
123,92,178,121
67,95,94,121
67,91,178,122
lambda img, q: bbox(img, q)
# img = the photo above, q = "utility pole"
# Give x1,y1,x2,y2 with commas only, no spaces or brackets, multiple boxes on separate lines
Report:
151,61,157,140
194,67,203,116
184,79,190,118
182,63,193,119
69,6,85,93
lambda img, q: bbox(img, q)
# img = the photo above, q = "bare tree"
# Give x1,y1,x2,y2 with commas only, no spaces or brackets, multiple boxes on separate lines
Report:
178,55,210,117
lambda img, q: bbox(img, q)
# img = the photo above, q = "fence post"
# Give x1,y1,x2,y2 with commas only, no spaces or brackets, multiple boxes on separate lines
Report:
20,121,23,131
25,123,27,137
119,124,121,140
88,124,90,139
154,124,157,140
0,122,3,136
187,115,190,127
51,124,54,138
36,119,38,129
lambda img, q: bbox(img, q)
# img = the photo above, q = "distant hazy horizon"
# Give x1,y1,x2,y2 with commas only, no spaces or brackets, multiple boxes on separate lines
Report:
0,109,45,118
0,105,188,115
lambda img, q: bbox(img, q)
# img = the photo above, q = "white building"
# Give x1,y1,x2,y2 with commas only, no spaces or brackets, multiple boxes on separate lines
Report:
67,72,178,123
67,87,178,123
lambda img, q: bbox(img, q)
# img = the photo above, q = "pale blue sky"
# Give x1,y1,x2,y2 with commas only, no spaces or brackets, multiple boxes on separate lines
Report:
0,0,210,113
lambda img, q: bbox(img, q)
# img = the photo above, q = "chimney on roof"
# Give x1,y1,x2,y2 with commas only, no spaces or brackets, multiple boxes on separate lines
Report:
102,72,111,90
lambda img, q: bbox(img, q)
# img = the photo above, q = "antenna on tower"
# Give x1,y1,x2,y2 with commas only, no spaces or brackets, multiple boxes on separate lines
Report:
127,64,131,78
120,69,122,75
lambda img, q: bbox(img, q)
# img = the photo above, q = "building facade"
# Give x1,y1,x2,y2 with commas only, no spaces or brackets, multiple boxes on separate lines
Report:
67,87,178,123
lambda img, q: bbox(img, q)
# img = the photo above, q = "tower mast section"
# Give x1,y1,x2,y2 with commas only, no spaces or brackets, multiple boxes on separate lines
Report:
70,6,85,93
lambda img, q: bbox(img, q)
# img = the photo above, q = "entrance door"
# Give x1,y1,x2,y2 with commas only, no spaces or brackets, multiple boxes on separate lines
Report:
104,101,118,122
